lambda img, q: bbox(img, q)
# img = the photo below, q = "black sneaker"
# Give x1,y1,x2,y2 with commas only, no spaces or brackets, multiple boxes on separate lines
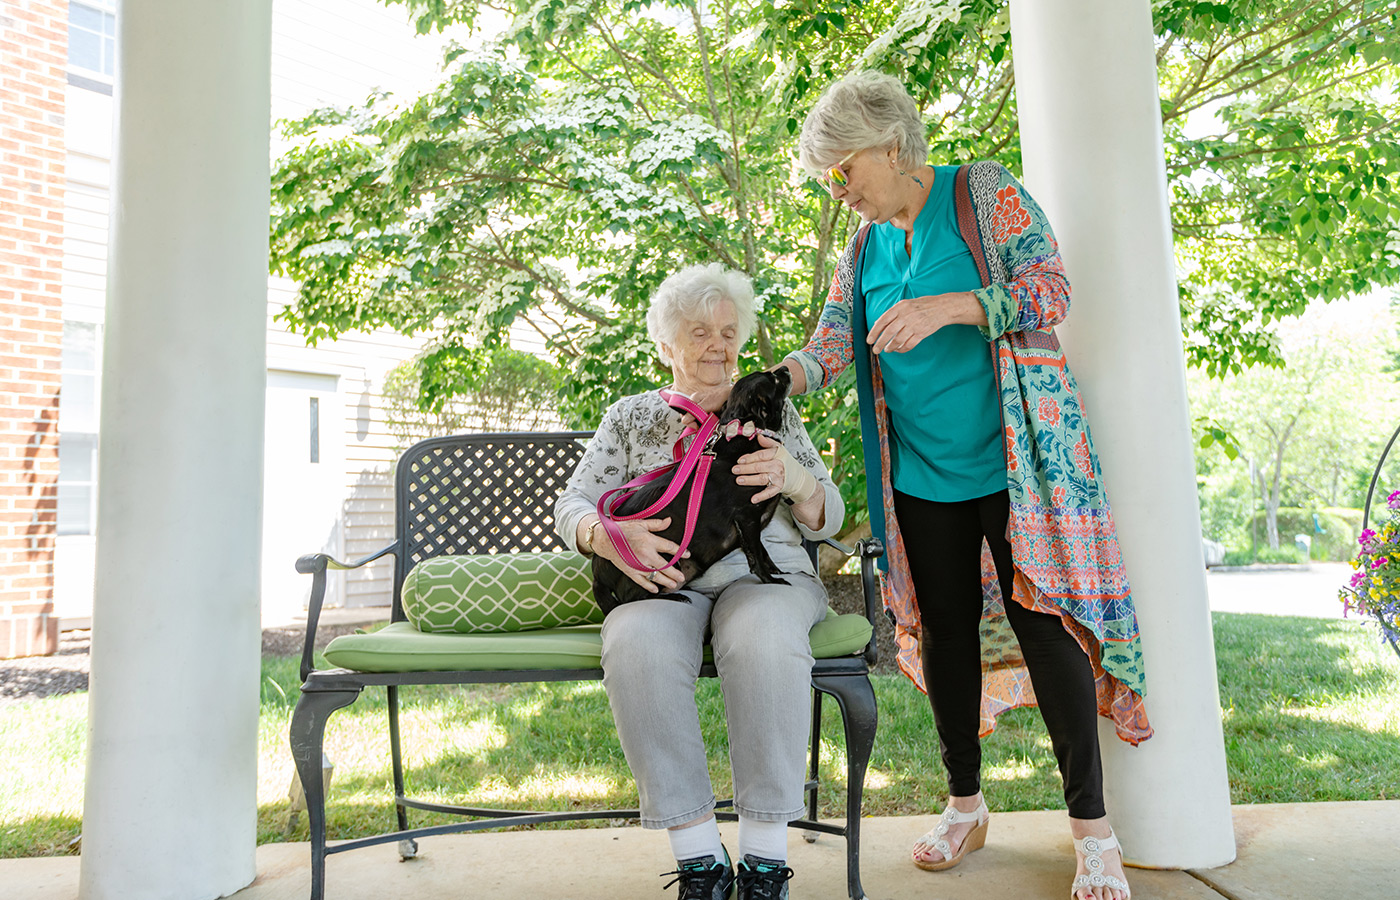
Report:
736,854,793,900
660,846,735,900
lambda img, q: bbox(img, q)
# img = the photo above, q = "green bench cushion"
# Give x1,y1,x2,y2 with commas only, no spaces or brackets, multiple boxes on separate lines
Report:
401,551,602,634
323,612,873,674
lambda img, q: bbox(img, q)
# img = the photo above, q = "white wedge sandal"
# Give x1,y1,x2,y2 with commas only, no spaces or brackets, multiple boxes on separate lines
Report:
911,801,989,871
1071,830,1131,899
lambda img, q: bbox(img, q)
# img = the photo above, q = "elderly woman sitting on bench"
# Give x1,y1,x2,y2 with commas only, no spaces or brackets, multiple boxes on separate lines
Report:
554,262,843,900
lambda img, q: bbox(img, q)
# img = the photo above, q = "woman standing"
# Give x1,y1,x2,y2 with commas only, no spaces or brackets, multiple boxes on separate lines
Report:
777,71,1148,900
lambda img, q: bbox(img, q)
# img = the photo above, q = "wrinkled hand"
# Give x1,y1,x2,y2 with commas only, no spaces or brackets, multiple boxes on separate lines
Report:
593,516,688,592
868,294,948,354
730,427,815,504
677,382,733,431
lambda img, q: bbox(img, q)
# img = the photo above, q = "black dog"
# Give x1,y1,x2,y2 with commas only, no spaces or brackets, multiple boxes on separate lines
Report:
591,368,794,616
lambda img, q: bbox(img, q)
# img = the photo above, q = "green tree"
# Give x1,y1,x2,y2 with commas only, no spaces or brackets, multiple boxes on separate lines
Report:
1190,298,1400,550
383,345,564,449
269,0,1400,544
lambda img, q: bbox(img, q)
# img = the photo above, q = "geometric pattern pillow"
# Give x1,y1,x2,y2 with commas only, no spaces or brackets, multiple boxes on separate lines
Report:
402,550,602,634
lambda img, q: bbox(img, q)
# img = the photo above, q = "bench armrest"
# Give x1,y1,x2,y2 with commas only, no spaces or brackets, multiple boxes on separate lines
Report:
819,536,886,667
295,542,400,683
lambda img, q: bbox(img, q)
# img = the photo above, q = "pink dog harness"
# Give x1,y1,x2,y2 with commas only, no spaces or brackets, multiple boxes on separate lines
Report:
595,391,720,574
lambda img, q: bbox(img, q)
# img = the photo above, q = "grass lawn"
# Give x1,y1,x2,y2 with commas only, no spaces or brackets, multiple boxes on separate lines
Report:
3,611,1397,858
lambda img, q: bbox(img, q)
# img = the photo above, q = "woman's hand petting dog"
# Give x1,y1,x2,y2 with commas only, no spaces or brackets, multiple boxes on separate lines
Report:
730,425,787,503
676,382,734,432
732,427,825,530
590,516,689,593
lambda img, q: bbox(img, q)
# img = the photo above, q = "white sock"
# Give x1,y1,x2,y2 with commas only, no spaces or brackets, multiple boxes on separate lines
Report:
668,816,725,863
738,816,788,863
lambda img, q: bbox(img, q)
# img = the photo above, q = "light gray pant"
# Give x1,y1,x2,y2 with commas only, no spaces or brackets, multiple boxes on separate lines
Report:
600,572,829,828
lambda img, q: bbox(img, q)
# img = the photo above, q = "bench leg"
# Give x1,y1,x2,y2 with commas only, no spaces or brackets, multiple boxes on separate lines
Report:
291,687,361,900
387,685,419,860
812,674,877,900
804,689,822,837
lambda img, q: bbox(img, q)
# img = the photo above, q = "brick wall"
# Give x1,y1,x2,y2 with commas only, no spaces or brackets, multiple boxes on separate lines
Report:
0,0,67,658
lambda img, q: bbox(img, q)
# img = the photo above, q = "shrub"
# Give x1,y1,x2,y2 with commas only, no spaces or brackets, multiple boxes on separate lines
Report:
1221,548,1255,567
1248,507,1362,561
1221,545,1308,566
1256,545,1307,565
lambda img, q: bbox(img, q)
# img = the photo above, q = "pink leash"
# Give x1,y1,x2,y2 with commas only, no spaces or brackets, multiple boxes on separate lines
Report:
596,391,719,574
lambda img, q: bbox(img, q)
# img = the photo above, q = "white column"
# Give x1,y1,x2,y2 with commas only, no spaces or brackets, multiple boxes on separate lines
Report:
1008,0,1236,868
80,2,272,898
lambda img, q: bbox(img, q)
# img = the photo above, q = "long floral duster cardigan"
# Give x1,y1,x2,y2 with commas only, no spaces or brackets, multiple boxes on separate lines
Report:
787,161,1152,745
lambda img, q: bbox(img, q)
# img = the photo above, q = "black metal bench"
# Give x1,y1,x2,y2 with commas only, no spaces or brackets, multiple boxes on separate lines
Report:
289,431,884,900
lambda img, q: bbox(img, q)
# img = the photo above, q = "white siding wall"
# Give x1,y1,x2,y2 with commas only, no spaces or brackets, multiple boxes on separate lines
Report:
56,0,551,619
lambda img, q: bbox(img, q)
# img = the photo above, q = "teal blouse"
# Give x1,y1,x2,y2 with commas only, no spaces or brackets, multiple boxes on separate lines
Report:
862,165,1005,502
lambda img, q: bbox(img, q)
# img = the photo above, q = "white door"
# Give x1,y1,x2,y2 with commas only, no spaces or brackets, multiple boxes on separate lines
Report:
262,370,343,626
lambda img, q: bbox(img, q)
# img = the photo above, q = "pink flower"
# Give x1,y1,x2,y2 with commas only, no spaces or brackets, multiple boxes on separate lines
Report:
1388,489,1400,510
1350,571,1366,588
1372,557,1389,569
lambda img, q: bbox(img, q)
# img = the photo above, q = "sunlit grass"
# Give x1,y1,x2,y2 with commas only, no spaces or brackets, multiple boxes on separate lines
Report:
3,612,1397,857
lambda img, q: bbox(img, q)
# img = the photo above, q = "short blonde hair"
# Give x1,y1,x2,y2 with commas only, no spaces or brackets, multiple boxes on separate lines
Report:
798,71,928,177
645,263,756,366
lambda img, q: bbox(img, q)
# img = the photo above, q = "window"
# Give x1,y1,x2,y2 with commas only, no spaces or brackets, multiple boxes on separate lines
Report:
68,1,117,78
58,321,102,536
309,397,320,464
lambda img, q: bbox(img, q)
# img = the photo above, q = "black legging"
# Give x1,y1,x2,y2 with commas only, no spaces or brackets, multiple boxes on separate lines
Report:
893,488,1106,820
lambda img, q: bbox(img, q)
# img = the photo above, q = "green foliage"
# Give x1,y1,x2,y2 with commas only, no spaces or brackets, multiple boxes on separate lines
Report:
1196,416,1242,460
1220,540,1309,565
1160,0,1400,376
382,345,564,447
269,0,1400,539
1246,506,1364,561
1221,548,1255,566
1189,301,1400,550
1257,544,1308,564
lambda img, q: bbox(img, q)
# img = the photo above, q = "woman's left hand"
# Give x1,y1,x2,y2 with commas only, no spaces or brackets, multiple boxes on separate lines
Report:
677,382,734,432
868,291,984,354
731,427,792,504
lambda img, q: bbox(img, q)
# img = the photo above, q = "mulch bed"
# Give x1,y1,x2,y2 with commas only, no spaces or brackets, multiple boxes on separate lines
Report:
825,572,899,675
2,574,897,705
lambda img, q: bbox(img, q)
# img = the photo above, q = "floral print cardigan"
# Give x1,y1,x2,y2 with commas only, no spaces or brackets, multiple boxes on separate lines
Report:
787,161,1151,745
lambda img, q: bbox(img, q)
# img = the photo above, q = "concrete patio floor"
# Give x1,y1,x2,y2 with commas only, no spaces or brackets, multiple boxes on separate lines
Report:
6,800,1395,899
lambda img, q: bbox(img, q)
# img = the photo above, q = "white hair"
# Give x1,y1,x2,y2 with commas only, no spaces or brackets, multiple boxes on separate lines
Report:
645,263,756,366
798,71,929,177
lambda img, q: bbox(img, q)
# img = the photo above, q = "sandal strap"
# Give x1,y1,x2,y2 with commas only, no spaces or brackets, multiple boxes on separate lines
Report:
1073,831,1120,855
1073,873,1131,895
913,802,989,856
935,802,988,827
1073,830,1129,898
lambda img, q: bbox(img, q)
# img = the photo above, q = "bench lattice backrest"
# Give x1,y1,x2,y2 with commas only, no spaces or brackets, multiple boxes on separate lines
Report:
391,431,592,618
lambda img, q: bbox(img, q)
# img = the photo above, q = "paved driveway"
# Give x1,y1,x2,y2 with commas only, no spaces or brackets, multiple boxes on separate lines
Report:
1206,562,1353,619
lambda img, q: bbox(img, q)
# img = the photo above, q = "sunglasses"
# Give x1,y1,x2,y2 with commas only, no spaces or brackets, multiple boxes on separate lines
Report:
816,149,860,195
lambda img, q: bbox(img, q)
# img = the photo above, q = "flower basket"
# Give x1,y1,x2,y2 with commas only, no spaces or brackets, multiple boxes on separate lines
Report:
1340,423,1400,659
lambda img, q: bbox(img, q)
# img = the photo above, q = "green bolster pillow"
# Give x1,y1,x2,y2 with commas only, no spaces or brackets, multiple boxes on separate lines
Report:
402,550,603,634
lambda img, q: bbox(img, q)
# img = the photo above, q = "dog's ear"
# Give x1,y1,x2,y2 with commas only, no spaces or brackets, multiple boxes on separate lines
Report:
772,366,791,394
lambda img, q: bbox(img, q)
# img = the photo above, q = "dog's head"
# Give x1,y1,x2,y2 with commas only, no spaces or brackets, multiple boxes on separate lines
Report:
717,367,791,432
